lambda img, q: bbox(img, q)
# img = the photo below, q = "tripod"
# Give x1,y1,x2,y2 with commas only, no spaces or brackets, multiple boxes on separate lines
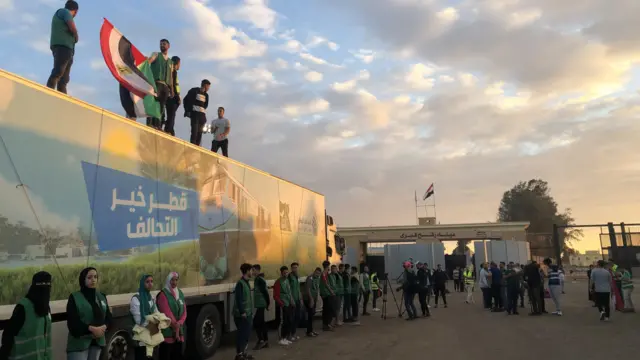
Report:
381,274,404,320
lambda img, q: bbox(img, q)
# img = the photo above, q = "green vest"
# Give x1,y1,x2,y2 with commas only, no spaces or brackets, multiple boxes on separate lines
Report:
233,279,253,318
334,273,343,295
310,276,320,299
350,276,359,295
343,273,351,294
319,273,332,297
10,298,52,360
50,9,75,50
362,273,371,291
150,54,172,84
66,292,108,352
130,294,157,326
464,270,474,285
174,70,181,94
621,271,633,289
277,277,291,307
370,274,379,290
159,289,186,338
254,277,268,308
289,275,301,302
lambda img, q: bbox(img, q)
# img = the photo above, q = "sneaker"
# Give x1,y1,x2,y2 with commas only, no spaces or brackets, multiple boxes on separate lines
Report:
235,354,245,360
444,304,448,308
312,331,320,336
556,311,563,316
294,335,300,341
262,342,270,349
244,354,255,360
604,317,610,322
337,321,343,326
351,321,361,325
278,339,290,346
287,337,296,342
252,341,264,351
372,308,381,312
306,332,316,337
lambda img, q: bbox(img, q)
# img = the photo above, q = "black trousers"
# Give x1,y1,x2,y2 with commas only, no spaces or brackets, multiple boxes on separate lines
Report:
528,285,542,313
134,346,154,360
321,296,332,326
434,285,447,305
46,45,74,94
280,306,292,339
305,299,316,334
212,138,229,157
164,96,179,135
491,285,503,309
253,307,268,342
190,112,207,145
147,82,170,129
595,292,611,318
372,289,379,308
159,341,183,360
350,294,358,319
418,288,430,315
506,287,519,313
453,280,460,291
234,316,251,354
291,301,301,336
539,287,546,312
362,291,370,314
481,287,491,308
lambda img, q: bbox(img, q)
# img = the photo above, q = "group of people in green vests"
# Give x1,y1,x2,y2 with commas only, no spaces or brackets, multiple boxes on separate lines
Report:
230,261,381,360
0,268,187,360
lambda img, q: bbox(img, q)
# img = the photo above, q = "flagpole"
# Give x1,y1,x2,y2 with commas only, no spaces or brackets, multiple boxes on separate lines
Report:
433,182,437,223
414,190,419,225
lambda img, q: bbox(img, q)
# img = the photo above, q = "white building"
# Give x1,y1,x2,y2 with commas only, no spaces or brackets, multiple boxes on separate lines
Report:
570,250,602,267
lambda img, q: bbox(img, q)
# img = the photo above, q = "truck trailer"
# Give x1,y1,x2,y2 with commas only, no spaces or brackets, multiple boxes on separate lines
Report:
0,69,344,359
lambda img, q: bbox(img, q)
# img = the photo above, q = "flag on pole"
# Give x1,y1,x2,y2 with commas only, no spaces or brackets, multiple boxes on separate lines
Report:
100,18,160,119
422,183,434,200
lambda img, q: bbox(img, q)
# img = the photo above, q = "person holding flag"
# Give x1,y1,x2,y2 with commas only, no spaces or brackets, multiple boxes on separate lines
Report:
147,39,174,129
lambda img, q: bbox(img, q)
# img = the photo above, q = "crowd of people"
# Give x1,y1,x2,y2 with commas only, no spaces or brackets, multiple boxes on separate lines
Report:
45,1,231,157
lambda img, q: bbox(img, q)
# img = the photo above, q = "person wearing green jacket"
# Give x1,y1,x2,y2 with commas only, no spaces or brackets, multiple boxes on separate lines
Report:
156,272,186,360
288,262,303,341
349,267,361,325
319,261,335,331
66,267,112,360
252,264,270,350
232,263,255,360
0,271,53,360
274,266,294,345
330,265,342,326
304,267,321,337
340,264,353,322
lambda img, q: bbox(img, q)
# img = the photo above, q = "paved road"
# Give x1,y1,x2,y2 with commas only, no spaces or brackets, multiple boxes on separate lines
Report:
213,281,639,360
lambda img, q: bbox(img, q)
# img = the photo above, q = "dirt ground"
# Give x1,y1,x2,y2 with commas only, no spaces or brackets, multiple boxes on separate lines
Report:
213,281,639,360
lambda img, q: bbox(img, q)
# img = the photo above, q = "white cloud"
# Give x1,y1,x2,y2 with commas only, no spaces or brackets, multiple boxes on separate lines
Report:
304,71,324,82
404,63,436,90
306,35,340,51
224,0,278,35
182,0,267,60
281,39,305,53
0,0,13,11
236,67,277,90
282,98,330,116
299,52,342,68
90,59,104,70
352,49,376,64
331,79,357,92
274,58,289,70
29,39,49,54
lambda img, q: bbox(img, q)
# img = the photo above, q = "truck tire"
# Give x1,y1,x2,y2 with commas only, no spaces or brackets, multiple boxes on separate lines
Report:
102,329,130,360
188,304,222,359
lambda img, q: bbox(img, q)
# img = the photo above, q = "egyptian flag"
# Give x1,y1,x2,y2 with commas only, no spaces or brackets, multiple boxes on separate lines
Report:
99,18,160,119
422,183,434,201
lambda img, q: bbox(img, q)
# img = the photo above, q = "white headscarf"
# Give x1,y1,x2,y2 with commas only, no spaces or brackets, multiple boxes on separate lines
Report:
164,272,180,300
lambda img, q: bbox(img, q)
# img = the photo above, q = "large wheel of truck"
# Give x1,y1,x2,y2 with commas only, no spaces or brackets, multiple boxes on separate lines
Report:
188,304,222,359
102,329,130,360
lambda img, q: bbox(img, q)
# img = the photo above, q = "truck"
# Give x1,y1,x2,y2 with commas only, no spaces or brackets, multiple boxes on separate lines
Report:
0,69,344,359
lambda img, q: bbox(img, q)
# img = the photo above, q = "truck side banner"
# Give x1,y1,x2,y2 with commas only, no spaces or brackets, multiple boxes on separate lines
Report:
0,69,326,314
80,162,200,251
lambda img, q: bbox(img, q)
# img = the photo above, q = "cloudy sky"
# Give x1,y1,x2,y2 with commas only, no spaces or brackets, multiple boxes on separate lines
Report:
1,0,639,252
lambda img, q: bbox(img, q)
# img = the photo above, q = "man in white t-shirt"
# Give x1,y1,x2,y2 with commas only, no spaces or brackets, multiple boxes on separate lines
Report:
211,107,230,157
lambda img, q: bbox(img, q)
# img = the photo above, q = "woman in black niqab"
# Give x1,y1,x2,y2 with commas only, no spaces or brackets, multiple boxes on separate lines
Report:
26,271,52,317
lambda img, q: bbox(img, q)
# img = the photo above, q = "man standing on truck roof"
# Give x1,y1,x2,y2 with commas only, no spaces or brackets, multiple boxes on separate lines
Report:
304,267,321,337
319,261,335,332
183,79,210,146
288,262,302,341
233,263,255,360
46,1,79,94
274,266,295,346
252,264,270,350
147,39,174,129
163,56,181,136
211,107,231,157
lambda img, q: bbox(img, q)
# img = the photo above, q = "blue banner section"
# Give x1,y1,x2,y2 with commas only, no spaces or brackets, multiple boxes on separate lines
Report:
81,162,199,251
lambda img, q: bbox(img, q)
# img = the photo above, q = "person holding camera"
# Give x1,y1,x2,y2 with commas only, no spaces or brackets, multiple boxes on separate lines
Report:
396,261,418,320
